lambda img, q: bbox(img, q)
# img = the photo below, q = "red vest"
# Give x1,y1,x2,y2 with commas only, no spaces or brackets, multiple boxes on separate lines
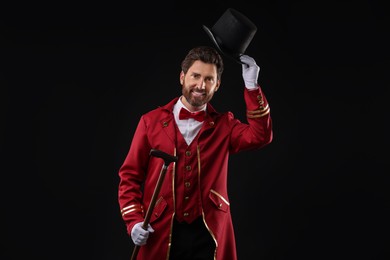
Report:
174,124,202,223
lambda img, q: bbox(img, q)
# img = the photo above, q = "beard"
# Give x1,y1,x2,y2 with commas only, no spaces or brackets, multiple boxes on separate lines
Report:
182,81,214,108
183,90,203,107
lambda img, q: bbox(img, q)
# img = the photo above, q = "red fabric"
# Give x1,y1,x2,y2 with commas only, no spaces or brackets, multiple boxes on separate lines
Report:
118,87,273,260
173,125,202,223
179,108,206,121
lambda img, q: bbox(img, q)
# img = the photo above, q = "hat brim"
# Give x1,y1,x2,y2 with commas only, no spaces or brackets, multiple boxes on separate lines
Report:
202,25,244,65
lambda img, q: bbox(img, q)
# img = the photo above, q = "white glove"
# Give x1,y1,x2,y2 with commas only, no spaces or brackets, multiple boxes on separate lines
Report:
240,54,260,90
131,222,155,246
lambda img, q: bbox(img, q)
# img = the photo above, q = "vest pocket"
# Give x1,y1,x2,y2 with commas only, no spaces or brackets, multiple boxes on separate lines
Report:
209,189,229,212
150,196,167,223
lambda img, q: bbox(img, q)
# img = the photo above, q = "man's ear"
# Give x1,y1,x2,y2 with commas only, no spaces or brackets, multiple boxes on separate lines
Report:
180,71,184,85
215,80,221,91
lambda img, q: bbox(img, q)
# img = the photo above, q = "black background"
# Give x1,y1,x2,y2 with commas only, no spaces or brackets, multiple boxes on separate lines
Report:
2,0,389,259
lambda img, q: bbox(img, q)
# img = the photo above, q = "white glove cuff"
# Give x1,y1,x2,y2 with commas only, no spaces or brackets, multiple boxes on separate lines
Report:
245,84,259,90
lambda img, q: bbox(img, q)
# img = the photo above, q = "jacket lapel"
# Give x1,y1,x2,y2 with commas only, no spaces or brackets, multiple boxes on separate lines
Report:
160,115,177,145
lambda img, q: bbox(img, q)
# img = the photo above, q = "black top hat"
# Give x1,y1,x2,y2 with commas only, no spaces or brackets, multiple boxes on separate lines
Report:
203,8,257,64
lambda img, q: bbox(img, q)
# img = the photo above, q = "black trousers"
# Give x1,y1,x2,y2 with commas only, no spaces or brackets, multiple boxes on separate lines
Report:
169,217,215,260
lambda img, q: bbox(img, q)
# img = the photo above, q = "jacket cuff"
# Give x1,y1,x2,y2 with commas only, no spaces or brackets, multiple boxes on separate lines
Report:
244,85,270,118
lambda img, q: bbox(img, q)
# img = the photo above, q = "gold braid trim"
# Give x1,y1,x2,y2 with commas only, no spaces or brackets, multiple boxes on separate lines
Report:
121,204,144,216
247,104,269,114
247,107,270,118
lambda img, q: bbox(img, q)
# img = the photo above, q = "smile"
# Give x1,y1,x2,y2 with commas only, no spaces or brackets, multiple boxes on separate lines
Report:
191,91,205,97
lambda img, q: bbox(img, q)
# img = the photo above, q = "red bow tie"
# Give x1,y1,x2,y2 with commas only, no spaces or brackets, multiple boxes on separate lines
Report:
179,108,206,122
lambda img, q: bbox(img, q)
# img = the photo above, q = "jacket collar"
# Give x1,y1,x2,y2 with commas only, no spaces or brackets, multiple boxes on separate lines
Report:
159,97,220,142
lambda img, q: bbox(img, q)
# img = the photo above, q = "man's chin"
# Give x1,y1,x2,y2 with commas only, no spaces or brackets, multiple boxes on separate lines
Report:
189,98,206,107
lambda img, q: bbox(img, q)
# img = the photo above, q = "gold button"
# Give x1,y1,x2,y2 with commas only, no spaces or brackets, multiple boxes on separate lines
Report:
209,121,214,126
185,151,191,156
184,196,189,200
184,212,189,217
257,95,262,100
185,182,190,188
186,165,191,171
218,203,223,208
163,122,168,127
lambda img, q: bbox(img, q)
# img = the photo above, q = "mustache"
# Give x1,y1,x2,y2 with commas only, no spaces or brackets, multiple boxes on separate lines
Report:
191,89,206,94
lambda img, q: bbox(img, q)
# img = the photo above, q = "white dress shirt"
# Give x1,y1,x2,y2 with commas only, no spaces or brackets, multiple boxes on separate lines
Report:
173,96,207,145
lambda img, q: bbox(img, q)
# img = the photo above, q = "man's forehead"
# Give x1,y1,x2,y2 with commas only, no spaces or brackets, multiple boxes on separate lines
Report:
188,61,217,75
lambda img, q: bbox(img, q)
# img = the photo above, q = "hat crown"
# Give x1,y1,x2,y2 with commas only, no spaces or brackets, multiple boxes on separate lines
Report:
203,8,257,63
212,8,257,56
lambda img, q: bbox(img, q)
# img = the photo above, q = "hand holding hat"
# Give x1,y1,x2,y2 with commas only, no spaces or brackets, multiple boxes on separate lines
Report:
240,54,260,89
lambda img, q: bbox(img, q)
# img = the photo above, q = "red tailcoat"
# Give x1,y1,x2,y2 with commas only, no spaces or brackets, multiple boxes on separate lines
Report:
118,87,272,260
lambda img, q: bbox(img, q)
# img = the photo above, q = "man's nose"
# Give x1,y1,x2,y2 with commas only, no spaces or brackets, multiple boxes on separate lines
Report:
196,78,206,89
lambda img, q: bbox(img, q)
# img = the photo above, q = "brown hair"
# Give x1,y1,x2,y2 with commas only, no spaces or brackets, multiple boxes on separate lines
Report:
181,46,224,81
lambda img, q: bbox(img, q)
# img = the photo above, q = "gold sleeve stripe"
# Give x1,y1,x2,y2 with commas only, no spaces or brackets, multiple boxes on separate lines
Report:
122,208,144,216
247,104,269,114
121,204,137,212
247,108,270,118
121,204,143,213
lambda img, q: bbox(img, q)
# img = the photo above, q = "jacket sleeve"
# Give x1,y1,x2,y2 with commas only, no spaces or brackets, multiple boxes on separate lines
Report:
118,116,152,235
229,86,273,153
